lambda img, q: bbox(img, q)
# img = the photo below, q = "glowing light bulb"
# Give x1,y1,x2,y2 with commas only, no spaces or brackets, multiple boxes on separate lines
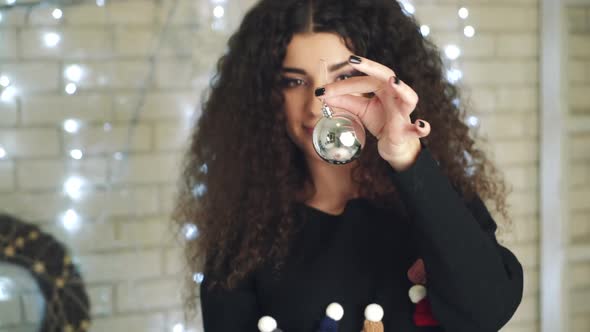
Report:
213,5,224,18
7,0,16,5
400,1,415,15
199,163,208,174
0,147,6,159
458,7,469,19
63,119,80,133
420,25,430,37
447,69,463,83
0,86,17,102
192,183,207,197
65,65,83,82
43,32,61,48
444,44,461,60
69,149,83,160
52,8,63,20
64,176,84,200
467,115,479,127
96,0,105,6
172,324,184,332
182,223,199,240
65,83,77,95
61,209,81,232
0,75,10,88
464,25,475,38
193,273,204,284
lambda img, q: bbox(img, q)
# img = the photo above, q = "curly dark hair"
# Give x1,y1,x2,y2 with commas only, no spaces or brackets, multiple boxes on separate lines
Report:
172,0,510,318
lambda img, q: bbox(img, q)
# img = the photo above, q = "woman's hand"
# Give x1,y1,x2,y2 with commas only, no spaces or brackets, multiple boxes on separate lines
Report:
316,55,431,171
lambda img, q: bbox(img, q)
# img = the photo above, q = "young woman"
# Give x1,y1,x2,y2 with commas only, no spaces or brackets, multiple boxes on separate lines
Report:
172,0,524,331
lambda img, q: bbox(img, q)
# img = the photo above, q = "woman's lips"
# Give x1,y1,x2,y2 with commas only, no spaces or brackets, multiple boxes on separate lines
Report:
304,126,314,135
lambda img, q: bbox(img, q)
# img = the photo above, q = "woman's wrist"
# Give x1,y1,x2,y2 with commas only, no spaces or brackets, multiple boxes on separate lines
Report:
385,138,422,172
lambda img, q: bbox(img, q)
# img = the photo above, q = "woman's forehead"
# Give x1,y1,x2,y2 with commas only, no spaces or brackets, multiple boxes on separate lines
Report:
282,32,353,70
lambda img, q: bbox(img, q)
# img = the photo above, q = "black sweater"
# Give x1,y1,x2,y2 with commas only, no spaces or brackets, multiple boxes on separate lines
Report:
200,143,524,331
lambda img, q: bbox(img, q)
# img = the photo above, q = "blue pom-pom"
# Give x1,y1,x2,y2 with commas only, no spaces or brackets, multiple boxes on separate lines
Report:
318,317,338,332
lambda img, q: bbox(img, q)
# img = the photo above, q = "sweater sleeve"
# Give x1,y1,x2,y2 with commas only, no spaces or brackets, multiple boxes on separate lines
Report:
387,140,524,332
200,271,260,331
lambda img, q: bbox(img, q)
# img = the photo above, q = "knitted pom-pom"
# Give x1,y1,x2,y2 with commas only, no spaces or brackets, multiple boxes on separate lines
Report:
364,303,384,322
363,304,384,332
413,298,440,326
407,258,427,284
363,320,384,332
258,316,277,332
326,302,344,321
318,302,343,332
408,284,427,304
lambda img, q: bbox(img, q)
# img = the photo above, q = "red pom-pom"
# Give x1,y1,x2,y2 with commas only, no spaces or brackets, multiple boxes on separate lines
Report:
407,259,427,284
413,298,440,326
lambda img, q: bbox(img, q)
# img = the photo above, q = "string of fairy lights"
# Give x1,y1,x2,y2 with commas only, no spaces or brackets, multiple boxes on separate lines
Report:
0,0,479,331
0,0,481,163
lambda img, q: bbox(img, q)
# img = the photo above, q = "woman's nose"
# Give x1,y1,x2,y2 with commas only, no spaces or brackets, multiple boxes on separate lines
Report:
306,95,323,123
308,90,324,118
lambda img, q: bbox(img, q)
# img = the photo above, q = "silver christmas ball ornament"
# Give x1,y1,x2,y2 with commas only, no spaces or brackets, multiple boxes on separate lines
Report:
312,103,366,164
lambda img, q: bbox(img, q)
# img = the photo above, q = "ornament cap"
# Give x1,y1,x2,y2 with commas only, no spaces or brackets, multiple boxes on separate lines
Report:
321,103,333,118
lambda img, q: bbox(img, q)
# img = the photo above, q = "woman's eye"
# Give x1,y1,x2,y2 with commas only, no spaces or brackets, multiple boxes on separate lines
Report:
280,77,306,88
336,70,363,81
336,74,352,81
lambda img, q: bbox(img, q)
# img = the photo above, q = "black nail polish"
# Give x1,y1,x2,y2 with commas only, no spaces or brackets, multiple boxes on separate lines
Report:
315,87,325,97
394,76,401,85
418,120,425,128
349,55,362,64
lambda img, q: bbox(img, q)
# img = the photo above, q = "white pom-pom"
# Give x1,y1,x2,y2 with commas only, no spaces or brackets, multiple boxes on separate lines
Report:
257,316,277,332
409,284,427,303
364,303,384,322
326,302,344,321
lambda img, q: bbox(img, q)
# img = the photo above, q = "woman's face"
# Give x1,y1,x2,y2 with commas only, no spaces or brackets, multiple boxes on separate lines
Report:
280,32,361,161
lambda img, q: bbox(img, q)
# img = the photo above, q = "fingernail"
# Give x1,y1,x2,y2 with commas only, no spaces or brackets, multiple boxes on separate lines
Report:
315,87,325,97
418,120,425,128
394,76,401,85
349,55,362,64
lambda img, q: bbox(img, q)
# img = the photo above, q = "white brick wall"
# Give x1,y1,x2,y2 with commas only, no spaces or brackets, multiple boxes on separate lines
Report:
0,63,60,92
89,313,165,332
567,6,590,331
0,129,60,158
19,28,112,59
21,94,111,125
116,277,183,312
0,99,17,126
0,30,17,58
69,61,152,90
418,1,541,331
62,124,153,155
0,0,555,331
79,250,162,283
87,285,114,316
0,161,15,191
16,157,107,190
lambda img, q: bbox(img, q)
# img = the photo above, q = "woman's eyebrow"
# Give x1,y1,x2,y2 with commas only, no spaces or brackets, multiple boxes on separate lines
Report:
328,60,350,72
281,60,350,75
281,67,307,75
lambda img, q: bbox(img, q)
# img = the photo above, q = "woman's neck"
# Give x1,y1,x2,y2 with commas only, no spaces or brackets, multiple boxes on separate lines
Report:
298,157,361,214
